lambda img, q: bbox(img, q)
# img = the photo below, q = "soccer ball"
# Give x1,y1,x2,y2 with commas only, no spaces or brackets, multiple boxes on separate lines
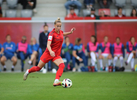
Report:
62,78,72,88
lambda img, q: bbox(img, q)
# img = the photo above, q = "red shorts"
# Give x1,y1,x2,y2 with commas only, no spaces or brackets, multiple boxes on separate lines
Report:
40,51,61,63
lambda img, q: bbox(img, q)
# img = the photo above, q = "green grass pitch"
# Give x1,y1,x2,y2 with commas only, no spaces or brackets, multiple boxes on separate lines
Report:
0,72,137,100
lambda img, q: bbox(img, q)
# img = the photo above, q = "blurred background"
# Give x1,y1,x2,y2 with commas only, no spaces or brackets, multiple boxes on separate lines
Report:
0,0,137,72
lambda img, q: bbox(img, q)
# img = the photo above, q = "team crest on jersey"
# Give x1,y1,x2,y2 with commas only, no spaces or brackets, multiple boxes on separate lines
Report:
48,36,52,40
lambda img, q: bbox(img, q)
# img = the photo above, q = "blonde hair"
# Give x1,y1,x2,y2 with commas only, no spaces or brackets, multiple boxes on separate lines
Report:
54,17,61,24
30,37,37,45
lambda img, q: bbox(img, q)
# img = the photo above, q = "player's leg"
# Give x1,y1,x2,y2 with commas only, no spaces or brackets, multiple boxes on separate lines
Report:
125,52,134,65
53,57,65,86
99,54,104,70
72,56,76,72
119,55,124,67
23,51,50,80
64,52,71,71
23,60,45,80
28,51,38,65
107,54,112,66
18,52,25,71
0,56,7,71
90,52,97,62
113,55,118,67
64,1,72,10
131,58,135,71
11,56,17,71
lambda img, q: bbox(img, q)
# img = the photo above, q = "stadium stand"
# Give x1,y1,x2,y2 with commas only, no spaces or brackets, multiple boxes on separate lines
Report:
21,9,33,17
7,0,18,8
5,10,17,17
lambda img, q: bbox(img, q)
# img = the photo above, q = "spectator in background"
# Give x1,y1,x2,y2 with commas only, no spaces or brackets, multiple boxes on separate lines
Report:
125,37,137,71
39,24,49,53
84,0,95,9
66,7,77,18
99,36,112,71
39,23,51,71
99,10,109,17
115,7,125,17
99,0,111,8
86,8,97,18
65,0,82,12
16,36,29,72
131,8,137,17
28,37,39,66
62,37,73,71
1,34,17,71
18,0,37,13
72,38,87,72
28,0,37,13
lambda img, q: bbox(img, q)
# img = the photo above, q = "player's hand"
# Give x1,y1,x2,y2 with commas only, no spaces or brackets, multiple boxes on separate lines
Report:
50,51,55,57
79,58,83,62
70,27,75,33
132,51,136,53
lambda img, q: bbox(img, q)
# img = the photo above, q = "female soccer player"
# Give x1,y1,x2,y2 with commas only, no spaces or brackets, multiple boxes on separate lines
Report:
28,37,39,66
125,37,137,71
112,37,125,71
23,18,75,86
72,38,87,72
87,35,99,68
99,36,112,71
1,34,17,71
16,36,30,72
62,37,73,71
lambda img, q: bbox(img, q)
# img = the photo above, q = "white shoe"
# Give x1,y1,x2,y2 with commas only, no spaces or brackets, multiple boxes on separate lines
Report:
72,68,76,72
78,68,81,72
42,69,47,73
23,69,29,80
28,60,32,65
52,68,57,73
33,9,37,13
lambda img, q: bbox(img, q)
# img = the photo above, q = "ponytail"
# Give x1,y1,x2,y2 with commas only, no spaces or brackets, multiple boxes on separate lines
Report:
54,17,61,25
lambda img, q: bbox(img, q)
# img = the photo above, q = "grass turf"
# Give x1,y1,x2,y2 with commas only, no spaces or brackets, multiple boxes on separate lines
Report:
0,72,137,100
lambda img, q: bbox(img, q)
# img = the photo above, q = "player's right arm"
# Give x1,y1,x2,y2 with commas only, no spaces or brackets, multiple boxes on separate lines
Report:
72,46,83,62
47,33,55,57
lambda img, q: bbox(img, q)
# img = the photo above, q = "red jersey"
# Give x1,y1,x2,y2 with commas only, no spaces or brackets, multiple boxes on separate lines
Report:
45,28,64,56
67,13,77,18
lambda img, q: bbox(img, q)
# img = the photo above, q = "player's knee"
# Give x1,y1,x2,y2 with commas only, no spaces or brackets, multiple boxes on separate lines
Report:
114,56,118,60
59,63,65,69
120,56,123,60
1,57,5,62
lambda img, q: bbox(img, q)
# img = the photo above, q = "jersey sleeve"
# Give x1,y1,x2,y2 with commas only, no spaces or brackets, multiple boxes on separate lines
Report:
73,45,77,51
48,31,54,41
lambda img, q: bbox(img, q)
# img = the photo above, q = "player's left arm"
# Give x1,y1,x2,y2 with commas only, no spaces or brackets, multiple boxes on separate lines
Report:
63,28,75,36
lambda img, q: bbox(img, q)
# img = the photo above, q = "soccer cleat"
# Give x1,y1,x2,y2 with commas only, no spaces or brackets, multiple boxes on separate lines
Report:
131,68,135,72
72,68,76,72
113,68,115,72
100,68,103,71
11,68,14,72
125,62,128,66
53,81,62,87
23,69,29,80
3,68,7,71
28,60,32,65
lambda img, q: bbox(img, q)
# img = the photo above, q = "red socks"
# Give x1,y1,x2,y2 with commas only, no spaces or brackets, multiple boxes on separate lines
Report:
55,63,65,80
28,66,41,73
